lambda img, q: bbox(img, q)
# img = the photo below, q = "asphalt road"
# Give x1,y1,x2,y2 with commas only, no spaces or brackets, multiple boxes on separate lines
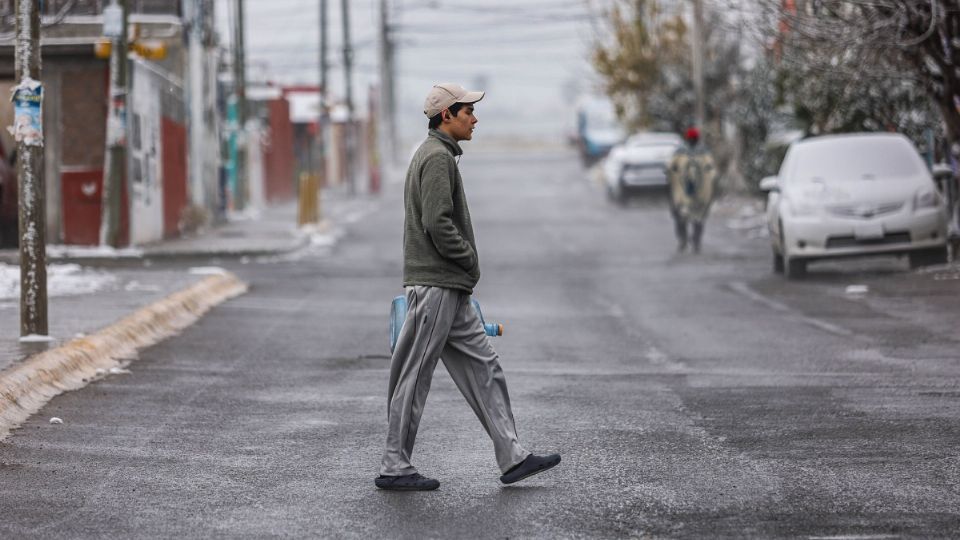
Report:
1,148,959,538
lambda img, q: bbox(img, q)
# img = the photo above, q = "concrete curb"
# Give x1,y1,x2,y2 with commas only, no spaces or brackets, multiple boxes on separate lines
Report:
0,237,311,265
0,271,249,440
140,235,312,260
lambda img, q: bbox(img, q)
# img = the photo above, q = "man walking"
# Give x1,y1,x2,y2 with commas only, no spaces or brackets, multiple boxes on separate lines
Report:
667,127,717,253
376,83,560,491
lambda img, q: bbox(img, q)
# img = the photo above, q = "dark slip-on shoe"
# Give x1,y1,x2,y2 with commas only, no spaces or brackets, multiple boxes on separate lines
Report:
499,453,561,485
375,473,440,491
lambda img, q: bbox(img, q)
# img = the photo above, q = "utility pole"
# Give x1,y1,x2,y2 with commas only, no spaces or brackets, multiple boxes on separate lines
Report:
233,0,248,210
186,0,207,212
13,0,47,336
320,0,329,119
378,0,397,166
341,0,356,195
691,0,705,130
316,0,328,219
100,0,129,248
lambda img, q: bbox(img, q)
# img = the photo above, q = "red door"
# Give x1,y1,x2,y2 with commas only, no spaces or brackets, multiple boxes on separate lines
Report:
61,169,103,245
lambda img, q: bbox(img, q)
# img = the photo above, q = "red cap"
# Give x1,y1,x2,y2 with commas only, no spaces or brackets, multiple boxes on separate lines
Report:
685,127,700,142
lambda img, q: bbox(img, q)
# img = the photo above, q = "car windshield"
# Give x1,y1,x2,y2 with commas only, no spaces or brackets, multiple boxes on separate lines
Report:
790,136,924,182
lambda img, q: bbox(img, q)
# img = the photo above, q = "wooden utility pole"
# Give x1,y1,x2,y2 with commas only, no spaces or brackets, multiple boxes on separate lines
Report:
315,0,328,220
100,0,129,248
379,0,397,166
320,0,329,108
14,0,47,336
186,0,207,210
233,0,248,210
691,0,705,129
341,0,356,195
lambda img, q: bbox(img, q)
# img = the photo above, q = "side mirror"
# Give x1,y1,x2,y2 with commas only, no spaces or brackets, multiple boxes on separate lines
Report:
931,162,954,181
759,176,779,192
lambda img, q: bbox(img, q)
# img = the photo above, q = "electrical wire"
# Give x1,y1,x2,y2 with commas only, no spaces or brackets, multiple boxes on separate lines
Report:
0,0,80,41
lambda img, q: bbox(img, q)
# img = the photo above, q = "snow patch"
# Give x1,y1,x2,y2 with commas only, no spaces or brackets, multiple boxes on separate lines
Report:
19,333,53,343
188,266,228,276
124,280,161,293
226,206,263,222
0,263,117,299
48,417,63,425
845,285,869,295
13,77,40,92
309,231,338,248
256,226,344,264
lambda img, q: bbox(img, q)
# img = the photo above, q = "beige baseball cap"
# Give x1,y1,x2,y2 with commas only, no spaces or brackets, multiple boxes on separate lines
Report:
423,83,485,118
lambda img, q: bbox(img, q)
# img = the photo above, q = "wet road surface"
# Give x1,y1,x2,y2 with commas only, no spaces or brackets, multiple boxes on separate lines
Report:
1,149,958,538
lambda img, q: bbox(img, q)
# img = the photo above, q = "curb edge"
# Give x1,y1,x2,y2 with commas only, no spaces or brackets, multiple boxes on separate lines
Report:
0,271,249,440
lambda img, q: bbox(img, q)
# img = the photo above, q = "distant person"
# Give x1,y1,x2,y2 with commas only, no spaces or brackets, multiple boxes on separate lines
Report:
375,83,561,491
667,127,717,253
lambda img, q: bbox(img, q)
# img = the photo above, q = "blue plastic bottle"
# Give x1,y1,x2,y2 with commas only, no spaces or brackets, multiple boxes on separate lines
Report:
390,295,502,353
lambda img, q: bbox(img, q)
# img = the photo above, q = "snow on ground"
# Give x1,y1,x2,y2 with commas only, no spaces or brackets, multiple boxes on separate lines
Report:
226,206,264,222
256,226,344,264
716,196,770,239
914,260,960,280
0,263,117,299
188,267,229,276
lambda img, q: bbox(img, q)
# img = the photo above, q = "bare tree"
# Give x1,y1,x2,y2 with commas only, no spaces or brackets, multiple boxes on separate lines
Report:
760,0,960,144
591,0,746,184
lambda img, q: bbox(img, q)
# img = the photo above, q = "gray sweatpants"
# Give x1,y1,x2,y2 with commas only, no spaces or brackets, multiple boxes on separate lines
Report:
379,285,531,476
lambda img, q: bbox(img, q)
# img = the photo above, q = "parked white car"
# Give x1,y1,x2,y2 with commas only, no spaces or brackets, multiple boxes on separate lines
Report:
762,133,950,278
603,132,682,203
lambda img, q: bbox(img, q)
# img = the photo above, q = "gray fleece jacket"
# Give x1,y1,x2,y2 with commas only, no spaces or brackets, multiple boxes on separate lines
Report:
402,129,480,293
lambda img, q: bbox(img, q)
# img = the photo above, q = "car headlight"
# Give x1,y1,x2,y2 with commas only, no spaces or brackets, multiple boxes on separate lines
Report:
789,199,820,216
914,188,941,209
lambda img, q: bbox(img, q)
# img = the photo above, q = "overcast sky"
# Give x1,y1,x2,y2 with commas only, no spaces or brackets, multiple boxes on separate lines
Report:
215,0,611,145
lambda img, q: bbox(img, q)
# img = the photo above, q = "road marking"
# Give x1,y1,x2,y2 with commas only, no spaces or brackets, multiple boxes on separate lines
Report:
728,280,791,312
728,281,856,338
593,295,689,372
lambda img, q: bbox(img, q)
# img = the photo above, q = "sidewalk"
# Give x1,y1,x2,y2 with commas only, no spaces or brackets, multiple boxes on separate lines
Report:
0,202,310,266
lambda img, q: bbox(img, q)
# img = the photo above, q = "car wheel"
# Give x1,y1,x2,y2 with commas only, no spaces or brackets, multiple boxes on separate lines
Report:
773,251,784,274
908,246,949,269
784,256,806,279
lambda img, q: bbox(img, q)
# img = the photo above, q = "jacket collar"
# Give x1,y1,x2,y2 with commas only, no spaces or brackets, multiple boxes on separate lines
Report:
428,129,463,157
